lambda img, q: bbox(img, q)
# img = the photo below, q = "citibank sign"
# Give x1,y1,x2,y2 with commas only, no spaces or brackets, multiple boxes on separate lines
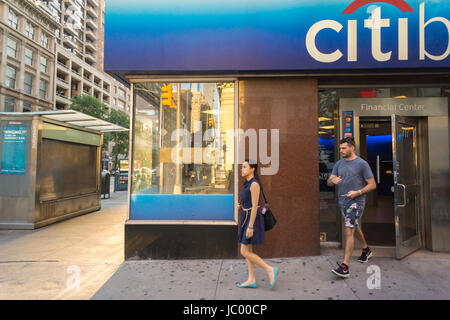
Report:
306,1,450,63
104,0,449,72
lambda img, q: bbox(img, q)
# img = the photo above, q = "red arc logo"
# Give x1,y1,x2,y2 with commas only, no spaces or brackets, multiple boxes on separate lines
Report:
343,0,414,14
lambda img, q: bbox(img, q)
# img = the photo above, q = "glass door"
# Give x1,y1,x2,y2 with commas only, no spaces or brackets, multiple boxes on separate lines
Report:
392,115,421,259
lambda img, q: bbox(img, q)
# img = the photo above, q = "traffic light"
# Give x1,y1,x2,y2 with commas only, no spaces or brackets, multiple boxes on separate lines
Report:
208,117,215,128
161,84,175,108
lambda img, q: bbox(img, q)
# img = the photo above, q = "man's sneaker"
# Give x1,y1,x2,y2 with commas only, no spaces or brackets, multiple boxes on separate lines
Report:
331,262,350,278
357,247,373,263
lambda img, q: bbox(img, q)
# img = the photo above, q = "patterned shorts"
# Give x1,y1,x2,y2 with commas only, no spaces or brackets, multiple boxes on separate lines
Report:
341,202,365,228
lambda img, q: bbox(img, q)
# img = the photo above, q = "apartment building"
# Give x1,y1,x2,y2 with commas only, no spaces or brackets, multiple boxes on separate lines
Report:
56,42,131,113
42,0,105,70
0,0,130,113
0,0,59,111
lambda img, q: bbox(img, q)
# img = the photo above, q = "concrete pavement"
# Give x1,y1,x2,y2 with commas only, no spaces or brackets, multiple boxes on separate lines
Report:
92,250,450,300
1,182,449,300
0,180,127,300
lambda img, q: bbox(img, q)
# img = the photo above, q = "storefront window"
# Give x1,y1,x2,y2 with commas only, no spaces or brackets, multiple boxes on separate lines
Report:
131,81,235,220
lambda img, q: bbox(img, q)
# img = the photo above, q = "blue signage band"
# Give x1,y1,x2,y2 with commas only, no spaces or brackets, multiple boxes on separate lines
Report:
105,0,450,72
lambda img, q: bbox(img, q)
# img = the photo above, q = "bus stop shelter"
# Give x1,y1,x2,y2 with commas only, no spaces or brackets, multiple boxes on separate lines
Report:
0,110,128,229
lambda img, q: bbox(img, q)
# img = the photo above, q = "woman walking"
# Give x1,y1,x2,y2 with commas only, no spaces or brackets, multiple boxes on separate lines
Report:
237,160,278,289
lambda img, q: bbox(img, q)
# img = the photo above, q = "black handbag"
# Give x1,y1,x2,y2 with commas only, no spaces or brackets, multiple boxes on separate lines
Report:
260,188,277,231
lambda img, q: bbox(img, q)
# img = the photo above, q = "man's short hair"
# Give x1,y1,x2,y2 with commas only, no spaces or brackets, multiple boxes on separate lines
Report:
340,137,355,147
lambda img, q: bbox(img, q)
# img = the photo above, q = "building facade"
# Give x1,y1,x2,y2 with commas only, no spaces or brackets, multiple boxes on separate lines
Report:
55,42,131,113
0,0,59,112
105,0,449,260
40,0,104,70
0,0,130,113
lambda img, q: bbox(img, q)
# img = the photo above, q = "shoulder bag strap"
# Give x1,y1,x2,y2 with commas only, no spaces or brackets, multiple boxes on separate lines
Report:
259,183,268,204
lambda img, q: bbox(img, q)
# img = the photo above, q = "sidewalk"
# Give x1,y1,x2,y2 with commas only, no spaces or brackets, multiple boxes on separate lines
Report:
1,185,449,300
92,250,450,300
0,182,127,300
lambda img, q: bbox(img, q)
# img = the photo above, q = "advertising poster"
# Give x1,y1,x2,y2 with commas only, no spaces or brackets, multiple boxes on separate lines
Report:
1,125,27,175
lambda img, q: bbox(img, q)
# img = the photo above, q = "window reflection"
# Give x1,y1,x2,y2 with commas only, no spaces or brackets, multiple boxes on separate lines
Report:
132,82,235,195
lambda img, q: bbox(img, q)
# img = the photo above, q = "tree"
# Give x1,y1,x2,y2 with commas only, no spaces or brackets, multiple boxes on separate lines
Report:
70,94,109,121
70,94,130,164
105,108,130,166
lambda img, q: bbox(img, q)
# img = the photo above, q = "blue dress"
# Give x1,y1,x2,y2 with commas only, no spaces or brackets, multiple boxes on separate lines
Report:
238,177,265,245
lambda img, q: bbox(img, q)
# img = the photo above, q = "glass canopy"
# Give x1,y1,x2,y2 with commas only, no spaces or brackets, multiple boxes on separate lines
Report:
0,110,129,132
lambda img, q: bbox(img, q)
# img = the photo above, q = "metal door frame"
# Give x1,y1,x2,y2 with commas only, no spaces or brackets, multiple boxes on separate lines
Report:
336,96,448,254
339,116,396,251
337,102,431,254
338,113,430,257
392,115,422,259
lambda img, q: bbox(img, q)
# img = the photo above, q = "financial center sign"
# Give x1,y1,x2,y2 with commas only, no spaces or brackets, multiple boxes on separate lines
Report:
340,97,448,116
104,0,450,72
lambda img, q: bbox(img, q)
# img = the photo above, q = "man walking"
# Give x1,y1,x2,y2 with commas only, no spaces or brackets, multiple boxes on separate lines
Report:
327,137,376,278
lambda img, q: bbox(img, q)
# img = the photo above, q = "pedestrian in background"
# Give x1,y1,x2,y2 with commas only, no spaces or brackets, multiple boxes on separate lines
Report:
236,159,278,289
